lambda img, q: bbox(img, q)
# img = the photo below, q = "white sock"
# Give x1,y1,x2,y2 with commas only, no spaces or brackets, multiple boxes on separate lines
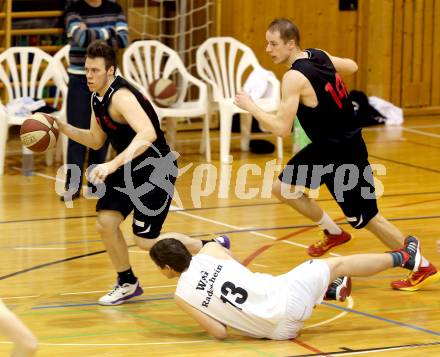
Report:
316,212,342,235
420,256,429,268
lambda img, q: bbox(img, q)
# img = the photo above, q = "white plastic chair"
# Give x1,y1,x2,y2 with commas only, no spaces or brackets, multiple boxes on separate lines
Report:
122,40,211,161
53,45,71,165
53,45,70,107
196,37,283,163
0,47,67,175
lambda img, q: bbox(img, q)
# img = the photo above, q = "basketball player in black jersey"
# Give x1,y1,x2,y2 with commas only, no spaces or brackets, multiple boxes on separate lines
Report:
234,18,439,291
54,41,230,305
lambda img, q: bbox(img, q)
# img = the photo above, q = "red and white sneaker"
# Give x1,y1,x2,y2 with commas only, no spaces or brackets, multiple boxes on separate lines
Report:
391,263,440,291
308,229,351,257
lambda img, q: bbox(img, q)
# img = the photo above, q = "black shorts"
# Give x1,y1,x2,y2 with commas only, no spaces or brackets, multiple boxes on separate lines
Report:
278,136,378,229
96,152,178,239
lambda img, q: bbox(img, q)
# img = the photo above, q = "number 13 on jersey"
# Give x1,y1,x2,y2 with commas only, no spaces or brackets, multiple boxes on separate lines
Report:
220,281,248,310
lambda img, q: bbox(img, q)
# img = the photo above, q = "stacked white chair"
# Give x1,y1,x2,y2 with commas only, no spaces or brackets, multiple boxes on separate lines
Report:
122,40,211,161
53,44,70,165
196,37,283,164
0,47,67,175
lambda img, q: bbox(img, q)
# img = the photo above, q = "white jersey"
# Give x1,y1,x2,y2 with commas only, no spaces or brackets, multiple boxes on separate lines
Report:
175,254,330,340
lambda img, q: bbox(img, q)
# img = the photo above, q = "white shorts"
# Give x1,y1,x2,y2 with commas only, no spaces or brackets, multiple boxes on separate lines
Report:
270,259,330,340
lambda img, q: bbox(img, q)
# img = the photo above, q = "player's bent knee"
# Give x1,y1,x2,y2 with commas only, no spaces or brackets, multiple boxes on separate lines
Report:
96,216,120,235
272,180,304,201
322,257,345,281
133,230,161,250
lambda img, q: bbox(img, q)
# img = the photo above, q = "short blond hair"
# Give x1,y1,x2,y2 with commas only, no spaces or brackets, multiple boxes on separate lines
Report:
267,18,300,46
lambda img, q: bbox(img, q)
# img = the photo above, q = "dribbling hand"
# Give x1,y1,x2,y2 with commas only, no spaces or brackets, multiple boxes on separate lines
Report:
234,91,254,112
88,161,118,185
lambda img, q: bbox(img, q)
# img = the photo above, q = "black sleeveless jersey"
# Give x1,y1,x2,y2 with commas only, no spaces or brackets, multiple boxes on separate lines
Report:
92,76,169,156
291,48,361,144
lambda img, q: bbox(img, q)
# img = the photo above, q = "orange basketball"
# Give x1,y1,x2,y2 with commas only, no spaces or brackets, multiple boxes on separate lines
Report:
148,78,178,107
20,112,59,152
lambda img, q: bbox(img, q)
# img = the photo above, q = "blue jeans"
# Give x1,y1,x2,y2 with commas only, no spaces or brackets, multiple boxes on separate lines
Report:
65,74,109,192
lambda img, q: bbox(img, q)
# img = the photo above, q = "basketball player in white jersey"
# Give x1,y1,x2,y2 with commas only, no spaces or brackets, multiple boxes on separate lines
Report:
149,236,421,340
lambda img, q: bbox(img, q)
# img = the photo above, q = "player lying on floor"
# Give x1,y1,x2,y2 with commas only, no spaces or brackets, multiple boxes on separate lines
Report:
149,235,421,340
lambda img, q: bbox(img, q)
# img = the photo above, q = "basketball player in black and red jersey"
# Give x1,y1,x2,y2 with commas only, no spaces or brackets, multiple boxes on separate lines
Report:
234,18,439,291
54,40,229,305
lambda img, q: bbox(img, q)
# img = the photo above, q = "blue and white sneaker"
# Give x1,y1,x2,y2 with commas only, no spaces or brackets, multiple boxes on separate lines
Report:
213,235,231,249
98,279,144,306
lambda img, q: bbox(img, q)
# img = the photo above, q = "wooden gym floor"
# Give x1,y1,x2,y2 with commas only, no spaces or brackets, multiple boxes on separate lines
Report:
0,117,439,356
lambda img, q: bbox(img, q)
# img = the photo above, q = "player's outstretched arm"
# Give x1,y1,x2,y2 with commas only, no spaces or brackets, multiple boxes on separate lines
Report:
175,296,228,340
0,300,38,356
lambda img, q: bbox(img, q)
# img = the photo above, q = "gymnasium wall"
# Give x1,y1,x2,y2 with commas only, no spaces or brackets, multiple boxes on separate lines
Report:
217,0,440,117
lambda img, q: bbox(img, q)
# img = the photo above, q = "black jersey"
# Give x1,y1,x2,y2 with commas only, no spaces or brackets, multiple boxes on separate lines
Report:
92,76,169,156
291,49,361,144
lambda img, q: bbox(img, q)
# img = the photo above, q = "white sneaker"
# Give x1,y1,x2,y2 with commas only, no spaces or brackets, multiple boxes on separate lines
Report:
98,280,143,306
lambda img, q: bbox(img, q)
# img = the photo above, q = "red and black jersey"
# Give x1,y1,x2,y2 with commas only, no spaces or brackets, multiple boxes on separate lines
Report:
92,76,169,156
291,48,361,144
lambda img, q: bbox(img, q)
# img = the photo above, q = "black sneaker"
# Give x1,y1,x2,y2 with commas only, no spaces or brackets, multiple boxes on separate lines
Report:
324,276,351,302
395,236,421,272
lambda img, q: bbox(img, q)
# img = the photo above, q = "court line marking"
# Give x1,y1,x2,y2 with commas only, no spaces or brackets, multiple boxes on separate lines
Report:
365,124,440,130
1,213,440,252
0,285,177,299
173,207,341,256
114,124,440,146
402,127,440,139
405,123,440,129
32,295,173,309
323,302,440,336
290,341,440,357
369,154,440,174
14,247,66,250
303,297,354,330
293,338,331,357
59,285,176,296
0,295,39,300
0,340,215,346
